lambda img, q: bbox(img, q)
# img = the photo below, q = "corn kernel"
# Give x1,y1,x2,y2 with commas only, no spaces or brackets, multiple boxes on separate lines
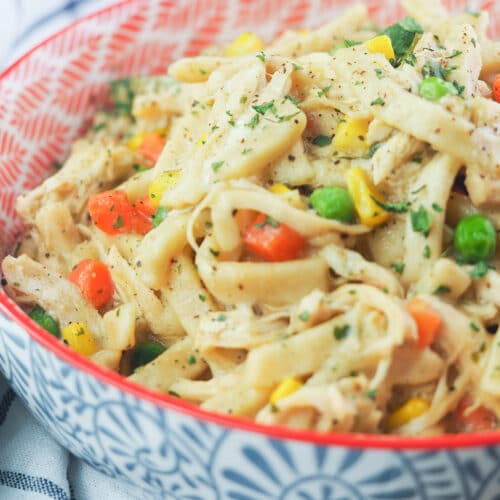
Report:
387,397,430,430
148,170,181,207
269,183,291,195
224,33,265,56
345,167,390,227
127,132,147,151
333,117,371,155
62,322,99,357
196,133,207,148
366,35,395,60
270,377,303,404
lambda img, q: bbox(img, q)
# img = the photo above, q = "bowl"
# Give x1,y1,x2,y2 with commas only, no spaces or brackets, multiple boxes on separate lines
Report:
1,0,500,497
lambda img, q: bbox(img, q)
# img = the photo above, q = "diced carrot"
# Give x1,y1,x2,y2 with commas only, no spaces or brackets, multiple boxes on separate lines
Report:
134,195,157,217
454,395,497,432
131,195,155,234
88,190,134,235
138,131,166,163
406,297,442,348
69,259,114,308
243,213,305,262
493,75,500,103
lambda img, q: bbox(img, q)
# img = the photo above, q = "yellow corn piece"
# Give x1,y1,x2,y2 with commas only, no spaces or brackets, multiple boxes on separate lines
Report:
270,377,303,404
386,398,430,430
333,117,370,155
127,132,147,151
148,170,181,207
196,133,207,148
366,35,395,60
345,167,390,227
62,322,98,357
269,183,291,195
224,32,265,56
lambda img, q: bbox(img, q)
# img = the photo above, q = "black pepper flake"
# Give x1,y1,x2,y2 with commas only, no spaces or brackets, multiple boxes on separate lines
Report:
486,324,498,335
288,155,296,162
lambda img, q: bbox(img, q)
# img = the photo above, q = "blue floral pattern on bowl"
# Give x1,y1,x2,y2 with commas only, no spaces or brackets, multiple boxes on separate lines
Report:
2,313,500,498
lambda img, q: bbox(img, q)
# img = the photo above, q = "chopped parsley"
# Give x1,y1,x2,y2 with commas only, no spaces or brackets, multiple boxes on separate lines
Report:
382,17,423,67
469,322,480,332
242,148,253,155
317,85,332,97
312,135,332,147
465,9,481,18
374,68,385,79
330,39,361,54
133,163,148,173
245,114,260,128
446,49,463,59
52,161,62,170
370,97,385,106
371,197,410,213
366,389,377,399
209,248,220,257
423,245,431,259
198,294,206,302
256,51,266,62
113,215,124,229
252,101,276,115
298,311,310,322
343,39,361,47
334,324,351,340
93,122,106,132
217,313,227,322
110,78,135,116
431,202,443,213
255,216,280,229
187,355,196,365
240,96,248,104
433,284,451,295
470,261,495,280
292,63,303,71
152,206,168,228
211,160,224,172
365,141,382,158
410,205,432,236
390,262,405,274
285,95,300,106
452,80,465,96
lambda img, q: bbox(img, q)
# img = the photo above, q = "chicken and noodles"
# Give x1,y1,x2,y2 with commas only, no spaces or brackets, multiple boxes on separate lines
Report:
3,0,500,435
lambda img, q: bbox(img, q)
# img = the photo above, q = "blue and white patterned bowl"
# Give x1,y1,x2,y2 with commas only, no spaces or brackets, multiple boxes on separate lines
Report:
1,0,500,498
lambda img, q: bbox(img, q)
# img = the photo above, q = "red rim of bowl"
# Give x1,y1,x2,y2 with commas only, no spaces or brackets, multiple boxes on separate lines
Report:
2,0,500,451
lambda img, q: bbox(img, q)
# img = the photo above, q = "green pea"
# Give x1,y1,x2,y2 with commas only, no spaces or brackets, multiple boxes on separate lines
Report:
454,214,497,263
28,306,61,338
132,341,166,370
310,186,355,223
419,76,457,101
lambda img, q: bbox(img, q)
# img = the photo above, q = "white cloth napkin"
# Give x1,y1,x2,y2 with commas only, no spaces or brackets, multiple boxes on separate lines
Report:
1,1,148,498
0,374,144,499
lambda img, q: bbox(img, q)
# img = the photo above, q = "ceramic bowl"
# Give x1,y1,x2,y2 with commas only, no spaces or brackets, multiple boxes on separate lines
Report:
1,0,500,498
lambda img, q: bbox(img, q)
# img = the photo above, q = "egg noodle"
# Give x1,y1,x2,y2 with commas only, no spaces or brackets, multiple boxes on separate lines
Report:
3,0,500,435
